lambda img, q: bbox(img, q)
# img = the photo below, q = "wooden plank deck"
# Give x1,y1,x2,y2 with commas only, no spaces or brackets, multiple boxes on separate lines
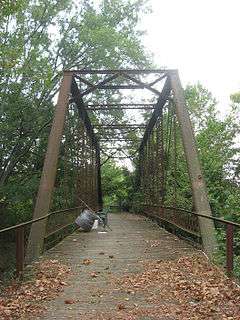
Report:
38,212,198,319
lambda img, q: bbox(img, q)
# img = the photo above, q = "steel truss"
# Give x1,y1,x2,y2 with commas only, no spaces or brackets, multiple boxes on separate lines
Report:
26,69,216,263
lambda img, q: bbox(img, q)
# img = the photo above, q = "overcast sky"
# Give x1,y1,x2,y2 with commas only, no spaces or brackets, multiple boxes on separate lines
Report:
142,0,240,114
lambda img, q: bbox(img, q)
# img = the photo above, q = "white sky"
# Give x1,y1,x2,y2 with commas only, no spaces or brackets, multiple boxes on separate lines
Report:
142,0,240,114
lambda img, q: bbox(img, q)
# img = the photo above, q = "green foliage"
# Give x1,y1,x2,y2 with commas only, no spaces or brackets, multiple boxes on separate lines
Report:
130,191,145,213
185,84,240,219
213,228,240,278
184,84,240,276
0,0,151,227
101,160,134,210
230,91,240,104
185,83,217,131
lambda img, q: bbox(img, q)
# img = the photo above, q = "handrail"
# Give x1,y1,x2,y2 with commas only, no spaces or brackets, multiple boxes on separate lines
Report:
2,204,239,278
161,206,240,228
0,206,83,234
0,206,83,278
143,204,240,276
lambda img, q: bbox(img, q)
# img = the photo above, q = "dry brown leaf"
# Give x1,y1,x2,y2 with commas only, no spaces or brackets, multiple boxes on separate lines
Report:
0,259,71,319
90,272,98,278
83,259,92,265
64,299,75,304
117,303,126,310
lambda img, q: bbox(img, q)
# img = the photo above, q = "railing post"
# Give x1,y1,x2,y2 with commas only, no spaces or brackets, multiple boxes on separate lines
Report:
16,226,25,278
226,224,234,276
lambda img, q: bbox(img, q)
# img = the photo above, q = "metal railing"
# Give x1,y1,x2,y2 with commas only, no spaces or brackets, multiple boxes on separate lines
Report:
0,206,83,278
143,205,240,276
1,204,239,278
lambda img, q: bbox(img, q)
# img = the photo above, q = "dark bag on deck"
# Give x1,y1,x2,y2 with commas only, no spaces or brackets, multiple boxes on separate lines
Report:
75,209,98,232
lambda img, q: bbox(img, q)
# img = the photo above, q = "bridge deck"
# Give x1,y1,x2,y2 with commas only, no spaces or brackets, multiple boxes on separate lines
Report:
39,212,199,319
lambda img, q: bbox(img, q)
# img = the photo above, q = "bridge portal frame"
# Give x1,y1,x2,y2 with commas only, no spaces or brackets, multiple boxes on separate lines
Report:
26,69,216,263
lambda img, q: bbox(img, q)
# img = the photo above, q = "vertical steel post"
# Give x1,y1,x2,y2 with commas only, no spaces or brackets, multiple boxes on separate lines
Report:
169,70,217,257
156,124,160,206
96,146,103,210
159,115,164,210
26,72,73,263
16,226,24,278
226,224,234,276
146,140,149,204
90,143,94,208
173,112,177,220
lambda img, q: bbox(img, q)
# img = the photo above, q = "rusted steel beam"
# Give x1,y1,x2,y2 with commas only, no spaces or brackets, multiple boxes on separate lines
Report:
149,74,167,86
101,147,132,150
94,124,145,128
96,134,143,138
139,77,171,151
226,224,234,276
88,103,155,107
16,226,24,278
97,130,143,134
71,69,174,75
100,138,137,141
81,73,120,96
0,207,87,235
108,156,133,159
87,106,155,110
74,75,95,87
75,74,145,90
97,134,143,139
121,72,161,96
70,102,156,108
169,70,217,257
71,79,99,150
26,72,73,263
93,85,144,90
96,146,103,210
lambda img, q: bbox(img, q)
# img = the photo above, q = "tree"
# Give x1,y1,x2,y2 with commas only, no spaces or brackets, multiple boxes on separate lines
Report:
230,91,240,104
0,0,152,226
101,160,133,209
185,84,240,219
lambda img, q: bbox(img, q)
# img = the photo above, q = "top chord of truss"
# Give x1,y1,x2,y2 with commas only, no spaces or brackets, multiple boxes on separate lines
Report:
68,69,176,75
86,103,155,110
88,103,155,107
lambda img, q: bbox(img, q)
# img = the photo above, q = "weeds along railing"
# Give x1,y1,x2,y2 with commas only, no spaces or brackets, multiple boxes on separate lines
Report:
0,206,83,279
143,205,240,277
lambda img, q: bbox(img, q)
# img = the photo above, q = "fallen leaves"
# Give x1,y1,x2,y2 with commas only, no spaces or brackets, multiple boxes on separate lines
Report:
90,272,98,278
117,303,126,310
82,259,92,265
0,259,70,319
145,240,162,248
112,254,240,319
80,254,240,320
64,299,75,305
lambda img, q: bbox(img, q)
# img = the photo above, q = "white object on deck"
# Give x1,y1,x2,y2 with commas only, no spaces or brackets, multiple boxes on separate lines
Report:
92,219,99,230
